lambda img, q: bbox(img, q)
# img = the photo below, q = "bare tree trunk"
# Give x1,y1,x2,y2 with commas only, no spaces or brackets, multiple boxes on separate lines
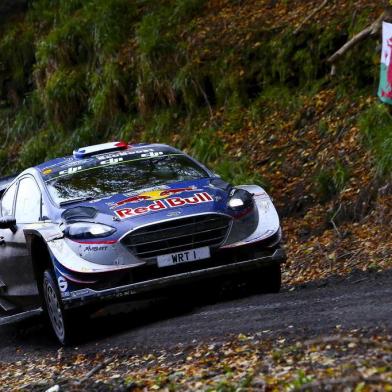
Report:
327,12,386,65
294,0,329,35
327,6,392,75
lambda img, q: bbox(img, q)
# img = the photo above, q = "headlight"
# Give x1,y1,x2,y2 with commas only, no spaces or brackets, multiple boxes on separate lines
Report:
63,222,116,240
227,189,254,211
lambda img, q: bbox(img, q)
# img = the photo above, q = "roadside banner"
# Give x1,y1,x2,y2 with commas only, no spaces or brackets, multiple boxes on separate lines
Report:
378,21,392,104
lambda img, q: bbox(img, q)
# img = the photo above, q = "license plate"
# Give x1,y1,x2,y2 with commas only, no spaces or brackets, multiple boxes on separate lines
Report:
157,246,210,268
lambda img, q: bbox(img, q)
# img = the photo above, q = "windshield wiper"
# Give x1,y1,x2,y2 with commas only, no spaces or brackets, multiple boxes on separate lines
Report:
59,196,94,207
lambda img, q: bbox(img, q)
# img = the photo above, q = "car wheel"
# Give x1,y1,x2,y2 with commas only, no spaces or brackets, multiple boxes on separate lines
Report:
250,263,282,294
42,270,76,345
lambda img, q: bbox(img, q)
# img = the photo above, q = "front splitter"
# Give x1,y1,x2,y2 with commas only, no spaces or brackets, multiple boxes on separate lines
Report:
63,248,286,309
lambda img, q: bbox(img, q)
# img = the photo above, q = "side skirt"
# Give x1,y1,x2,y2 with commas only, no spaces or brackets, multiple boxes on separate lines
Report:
0,307,43,326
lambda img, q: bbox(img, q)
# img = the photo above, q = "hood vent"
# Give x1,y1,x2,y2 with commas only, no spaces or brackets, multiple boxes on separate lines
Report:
61,206,98,222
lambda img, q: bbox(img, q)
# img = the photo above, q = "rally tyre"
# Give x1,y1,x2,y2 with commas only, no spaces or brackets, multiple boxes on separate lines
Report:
251,263,282,294
42,270,77,345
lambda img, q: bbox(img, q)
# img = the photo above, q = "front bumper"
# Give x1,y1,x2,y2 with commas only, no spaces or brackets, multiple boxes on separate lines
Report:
62,247,286,309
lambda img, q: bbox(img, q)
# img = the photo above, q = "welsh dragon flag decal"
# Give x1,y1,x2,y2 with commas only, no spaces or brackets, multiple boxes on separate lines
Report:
378,22,392,104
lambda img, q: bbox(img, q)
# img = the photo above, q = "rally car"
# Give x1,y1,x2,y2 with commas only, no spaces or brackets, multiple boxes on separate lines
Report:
0,142,286,344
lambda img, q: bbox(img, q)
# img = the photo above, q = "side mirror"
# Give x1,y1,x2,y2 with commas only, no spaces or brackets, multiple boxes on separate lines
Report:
0,216,16,232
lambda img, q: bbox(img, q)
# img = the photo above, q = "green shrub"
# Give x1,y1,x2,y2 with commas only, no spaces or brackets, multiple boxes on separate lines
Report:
41,68,87,127
18,130,53,170
358,103,392,177
315,161,350,201
190,128,224,164
174,0,206,20
35,17,93,70
136,11,172,58
87,0,136,56
189,127,264,185
317,119,330,137
285,370,315,391
147,109,179,140
0,24,35,105
215,158,265,186
88,61,134,128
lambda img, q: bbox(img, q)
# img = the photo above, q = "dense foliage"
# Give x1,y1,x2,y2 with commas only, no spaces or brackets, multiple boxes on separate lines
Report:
0,0,389,187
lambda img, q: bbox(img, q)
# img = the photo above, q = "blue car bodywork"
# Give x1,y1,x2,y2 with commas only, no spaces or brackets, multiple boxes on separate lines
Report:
0,142,285,343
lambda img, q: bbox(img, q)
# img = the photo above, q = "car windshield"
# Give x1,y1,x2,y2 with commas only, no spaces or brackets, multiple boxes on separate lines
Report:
46,154,209,205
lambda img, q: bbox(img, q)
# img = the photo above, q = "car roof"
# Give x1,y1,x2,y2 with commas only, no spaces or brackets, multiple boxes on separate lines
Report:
34,143,179,173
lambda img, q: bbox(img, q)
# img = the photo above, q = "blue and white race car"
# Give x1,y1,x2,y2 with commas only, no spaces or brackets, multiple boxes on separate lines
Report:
0,142,286,344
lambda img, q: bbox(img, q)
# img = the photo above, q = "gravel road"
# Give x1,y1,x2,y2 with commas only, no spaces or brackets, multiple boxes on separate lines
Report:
0,268,391,361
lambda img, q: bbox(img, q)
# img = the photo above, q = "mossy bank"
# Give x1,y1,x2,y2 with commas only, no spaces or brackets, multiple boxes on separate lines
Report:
0,0,390,195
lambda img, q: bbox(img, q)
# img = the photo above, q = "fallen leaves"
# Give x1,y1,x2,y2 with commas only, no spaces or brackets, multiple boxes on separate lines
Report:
214,85,391,287
1,330,391,391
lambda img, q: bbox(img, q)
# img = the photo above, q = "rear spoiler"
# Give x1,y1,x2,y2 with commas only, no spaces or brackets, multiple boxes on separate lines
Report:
0,174,17,196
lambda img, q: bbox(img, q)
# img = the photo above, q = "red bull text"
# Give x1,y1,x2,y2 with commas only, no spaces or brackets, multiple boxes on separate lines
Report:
114,192,213,219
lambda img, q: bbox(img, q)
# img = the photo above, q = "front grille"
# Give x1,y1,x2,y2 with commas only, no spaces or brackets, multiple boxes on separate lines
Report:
121,214,232,260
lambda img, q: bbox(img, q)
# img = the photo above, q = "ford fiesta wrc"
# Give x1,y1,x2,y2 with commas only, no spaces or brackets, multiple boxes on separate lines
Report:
0,141,286,344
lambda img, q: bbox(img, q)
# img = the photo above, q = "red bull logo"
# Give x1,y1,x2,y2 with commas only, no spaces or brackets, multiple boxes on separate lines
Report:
114,192,213,219
110,187,200,209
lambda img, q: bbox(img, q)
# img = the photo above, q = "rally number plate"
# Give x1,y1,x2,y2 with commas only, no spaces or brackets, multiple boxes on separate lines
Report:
157,247,210,268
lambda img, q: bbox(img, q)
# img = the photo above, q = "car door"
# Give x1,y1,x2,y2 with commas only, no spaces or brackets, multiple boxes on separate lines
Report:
0,181,18,304
0,176,41,307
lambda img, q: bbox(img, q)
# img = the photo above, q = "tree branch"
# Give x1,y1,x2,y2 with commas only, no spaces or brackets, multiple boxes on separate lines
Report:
294,0,329,35
77,356,115,385
327,12,385,64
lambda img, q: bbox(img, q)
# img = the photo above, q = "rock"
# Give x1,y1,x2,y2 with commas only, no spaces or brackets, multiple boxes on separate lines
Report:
45,385,60,392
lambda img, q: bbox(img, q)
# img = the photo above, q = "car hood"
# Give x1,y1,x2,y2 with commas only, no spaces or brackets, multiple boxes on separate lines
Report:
72,177,232,238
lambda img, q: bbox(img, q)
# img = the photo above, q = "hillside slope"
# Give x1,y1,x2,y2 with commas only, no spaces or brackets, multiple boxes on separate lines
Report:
0,0,390,285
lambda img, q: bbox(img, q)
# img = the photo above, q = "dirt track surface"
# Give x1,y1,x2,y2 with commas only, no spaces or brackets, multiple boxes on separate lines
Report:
0,269,391,361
